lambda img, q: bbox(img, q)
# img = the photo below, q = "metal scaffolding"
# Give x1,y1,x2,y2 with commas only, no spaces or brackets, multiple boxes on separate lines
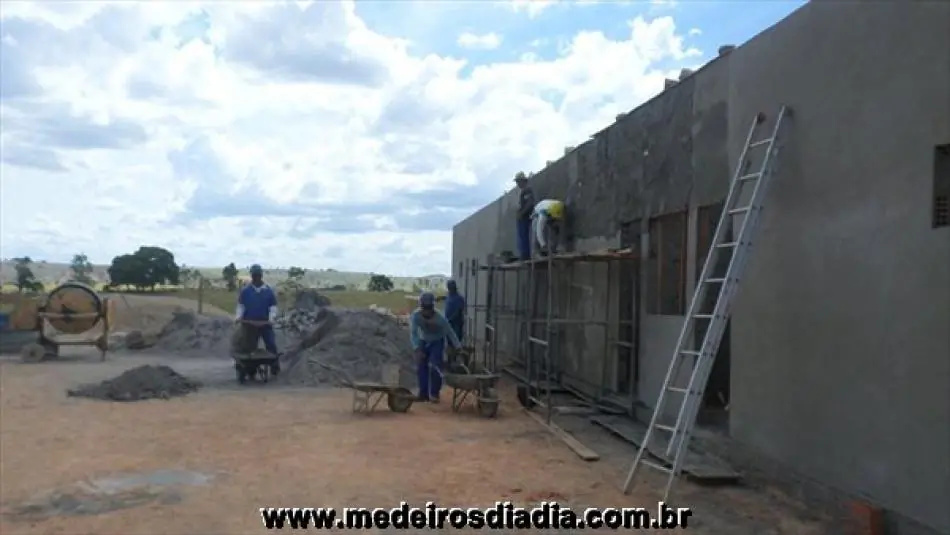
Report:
460,248,638,425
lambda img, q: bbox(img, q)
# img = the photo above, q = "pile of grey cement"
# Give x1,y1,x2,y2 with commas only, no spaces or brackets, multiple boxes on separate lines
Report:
67,365,201,402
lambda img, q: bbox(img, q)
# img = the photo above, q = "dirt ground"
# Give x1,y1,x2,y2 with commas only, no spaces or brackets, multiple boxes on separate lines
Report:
0,348,834,534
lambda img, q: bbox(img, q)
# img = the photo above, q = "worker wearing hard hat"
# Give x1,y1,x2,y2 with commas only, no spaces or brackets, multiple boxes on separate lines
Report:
410,292,462,402
235,264,280,373
514,172,535,260
532,199,565,256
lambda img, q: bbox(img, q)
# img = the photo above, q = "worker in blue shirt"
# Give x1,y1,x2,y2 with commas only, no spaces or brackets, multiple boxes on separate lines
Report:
409,292,462,402
443,279,465,343
235,264,280,374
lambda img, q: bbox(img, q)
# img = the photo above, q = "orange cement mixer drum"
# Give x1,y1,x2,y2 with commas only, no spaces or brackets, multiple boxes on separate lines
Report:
43,282,103,334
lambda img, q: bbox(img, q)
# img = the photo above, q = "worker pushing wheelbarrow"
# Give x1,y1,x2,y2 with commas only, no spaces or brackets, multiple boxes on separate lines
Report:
409,292,464,403
231,264,282,384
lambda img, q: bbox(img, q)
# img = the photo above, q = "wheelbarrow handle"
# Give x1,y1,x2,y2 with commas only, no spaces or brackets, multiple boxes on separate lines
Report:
308,357,356,388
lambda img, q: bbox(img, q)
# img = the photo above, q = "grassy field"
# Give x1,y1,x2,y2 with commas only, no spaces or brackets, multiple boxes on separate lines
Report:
0,286,421,316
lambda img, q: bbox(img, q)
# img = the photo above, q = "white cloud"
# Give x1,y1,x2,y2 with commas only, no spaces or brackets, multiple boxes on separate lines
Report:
0,0,701,276
508,0,559,18
457,31,503,50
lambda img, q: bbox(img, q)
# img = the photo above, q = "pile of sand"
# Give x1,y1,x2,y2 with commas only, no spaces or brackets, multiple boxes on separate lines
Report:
67,365,201,402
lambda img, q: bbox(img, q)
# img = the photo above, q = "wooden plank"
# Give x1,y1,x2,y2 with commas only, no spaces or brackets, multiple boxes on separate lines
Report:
590,415,740,483
525,409,600,462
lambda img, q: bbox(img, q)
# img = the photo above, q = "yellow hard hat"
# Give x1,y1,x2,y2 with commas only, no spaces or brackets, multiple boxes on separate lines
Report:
548,201,564,220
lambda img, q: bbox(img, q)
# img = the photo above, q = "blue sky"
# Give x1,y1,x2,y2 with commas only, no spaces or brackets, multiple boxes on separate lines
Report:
0,0,804,276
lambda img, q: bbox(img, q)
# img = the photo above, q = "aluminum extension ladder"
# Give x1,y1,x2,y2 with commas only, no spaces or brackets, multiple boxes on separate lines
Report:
623,106,792,500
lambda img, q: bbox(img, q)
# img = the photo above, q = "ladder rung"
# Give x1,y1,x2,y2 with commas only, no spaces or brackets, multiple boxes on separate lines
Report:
693,314,713,320
528,337,548,347
667,386,690,394
705,278,726,284
641,458,672,474
738,172,761,182
655,423,677,434
728,206,751,215
680,350,701,357
716,242,737,249
749,138,773,148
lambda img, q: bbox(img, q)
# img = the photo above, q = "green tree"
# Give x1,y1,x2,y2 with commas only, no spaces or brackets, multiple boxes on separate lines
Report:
287,266,306,280
13,257,42,293
367,274,394,292
222,263,238,291
107,246,180,291
70,253,94,284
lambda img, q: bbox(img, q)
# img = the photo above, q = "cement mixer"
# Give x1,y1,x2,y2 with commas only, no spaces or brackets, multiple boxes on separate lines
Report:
19,282,115,363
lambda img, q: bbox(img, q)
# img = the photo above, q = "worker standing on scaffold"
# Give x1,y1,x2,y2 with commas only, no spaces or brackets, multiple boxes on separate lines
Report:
514,172,535,261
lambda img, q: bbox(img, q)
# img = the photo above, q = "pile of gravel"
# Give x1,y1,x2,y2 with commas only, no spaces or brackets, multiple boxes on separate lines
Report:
147,288,414,388
283,308,416,387
67,365,201,402
154,311,234,355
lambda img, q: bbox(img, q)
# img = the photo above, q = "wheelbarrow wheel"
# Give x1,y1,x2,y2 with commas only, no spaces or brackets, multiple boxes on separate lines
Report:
477,387,500,418
20,343,46,363
258,365,269,383
387,388,414,413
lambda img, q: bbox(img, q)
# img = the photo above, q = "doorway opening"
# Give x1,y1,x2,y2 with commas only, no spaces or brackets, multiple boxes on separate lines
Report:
694,203,732,429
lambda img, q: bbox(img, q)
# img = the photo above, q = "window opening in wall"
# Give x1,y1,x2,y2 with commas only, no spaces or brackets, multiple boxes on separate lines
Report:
934,144,949,228
646,211,687,315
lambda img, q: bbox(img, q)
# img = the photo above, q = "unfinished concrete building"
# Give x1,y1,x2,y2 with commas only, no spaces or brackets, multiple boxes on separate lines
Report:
451,2,950,534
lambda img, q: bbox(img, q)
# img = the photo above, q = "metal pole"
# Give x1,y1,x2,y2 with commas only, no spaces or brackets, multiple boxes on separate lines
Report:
495,269,505,371
544,253,553,424
471,259,480,353
600,260,612,400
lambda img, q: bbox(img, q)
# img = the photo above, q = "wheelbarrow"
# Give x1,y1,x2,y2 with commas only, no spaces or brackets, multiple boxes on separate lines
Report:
231,320,281,385
440,350,501,418
310,358,415,414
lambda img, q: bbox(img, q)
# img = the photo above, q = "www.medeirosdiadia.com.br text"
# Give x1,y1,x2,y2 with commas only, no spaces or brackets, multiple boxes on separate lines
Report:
260,501,694,530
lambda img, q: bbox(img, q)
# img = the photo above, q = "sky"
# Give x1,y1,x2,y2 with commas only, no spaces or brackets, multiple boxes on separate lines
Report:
0,0,805,276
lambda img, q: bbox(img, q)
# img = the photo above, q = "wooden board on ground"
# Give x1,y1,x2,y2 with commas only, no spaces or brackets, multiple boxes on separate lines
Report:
502,364,569,393
589,415,740,483
525,409,600,462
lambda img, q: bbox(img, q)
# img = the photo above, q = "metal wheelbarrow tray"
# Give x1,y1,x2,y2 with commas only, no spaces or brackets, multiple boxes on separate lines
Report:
233,349,280,384
310,358,415,414
442,361,501,418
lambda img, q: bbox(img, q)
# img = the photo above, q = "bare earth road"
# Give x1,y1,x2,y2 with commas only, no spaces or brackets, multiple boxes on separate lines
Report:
0,345,834,535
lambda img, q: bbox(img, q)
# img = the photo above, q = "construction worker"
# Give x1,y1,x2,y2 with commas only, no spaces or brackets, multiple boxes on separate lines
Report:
514,172,535,260
235,264,280,374
443,279,465,343
409,292,462,402
532,198,565,256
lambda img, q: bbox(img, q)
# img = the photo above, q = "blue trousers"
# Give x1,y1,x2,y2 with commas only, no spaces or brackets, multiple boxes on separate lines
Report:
257,325,278,354
449,322,464,343
516,218,531,260
417,338,445,400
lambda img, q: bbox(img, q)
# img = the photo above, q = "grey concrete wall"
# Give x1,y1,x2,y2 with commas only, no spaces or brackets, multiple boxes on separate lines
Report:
725,3,950,533
452,1,950,531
